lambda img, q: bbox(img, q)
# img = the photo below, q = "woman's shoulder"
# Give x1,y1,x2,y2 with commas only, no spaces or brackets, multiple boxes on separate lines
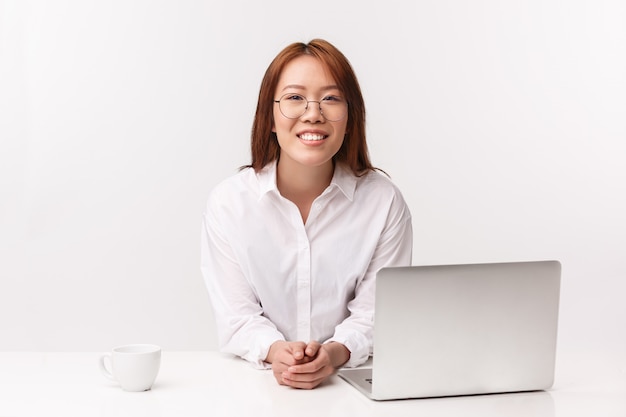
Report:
347,167,412,225
205,166,259,205
353,167,410,209
356,168,405,195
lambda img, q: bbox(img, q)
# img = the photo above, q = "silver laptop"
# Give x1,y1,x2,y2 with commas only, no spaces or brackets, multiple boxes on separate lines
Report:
337,260,561,400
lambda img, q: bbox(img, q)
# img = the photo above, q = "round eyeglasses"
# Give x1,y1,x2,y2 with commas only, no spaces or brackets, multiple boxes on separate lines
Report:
273,93,348,122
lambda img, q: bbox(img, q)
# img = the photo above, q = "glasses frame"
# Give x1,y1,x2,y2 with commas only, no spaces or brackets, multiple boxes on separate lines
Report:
273,93,348,122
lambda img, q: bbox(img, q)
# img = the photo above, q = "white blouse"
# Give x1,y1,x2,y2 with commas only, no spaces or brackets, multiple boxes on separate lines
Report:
201,161,413,368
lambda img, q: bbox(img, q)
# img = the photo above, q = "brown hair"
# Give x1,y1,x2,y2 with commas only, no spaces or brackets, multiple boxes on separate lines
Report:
246,39,375,176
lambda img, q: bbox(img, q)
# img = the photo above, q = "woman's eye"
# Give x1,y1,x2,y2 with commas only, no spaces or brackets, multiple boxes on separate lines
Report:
323,95,343,103
285,94,305,101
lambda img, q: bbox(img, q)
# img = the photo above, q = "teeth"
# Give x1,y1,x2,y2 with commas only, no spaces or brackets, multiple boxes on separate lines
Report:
299,133,326,141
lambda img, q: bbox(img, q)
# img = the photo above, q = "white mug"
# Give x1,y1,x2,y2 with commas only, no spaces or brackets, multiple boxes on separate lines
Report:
99,344,161,392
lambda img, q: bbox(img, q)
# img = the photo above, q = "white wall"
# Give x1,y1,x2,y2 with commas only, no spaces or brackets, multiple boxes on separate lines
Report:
1,0,624,356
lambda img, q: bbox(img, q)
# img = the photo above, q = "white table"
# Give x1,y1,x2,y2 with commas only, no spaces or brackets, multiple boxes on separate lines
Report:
0,350,624,417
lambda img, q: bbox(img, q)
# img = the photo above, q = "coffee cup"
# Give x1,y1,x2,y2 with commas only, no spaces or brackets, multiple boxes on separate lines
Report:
99,344,161,392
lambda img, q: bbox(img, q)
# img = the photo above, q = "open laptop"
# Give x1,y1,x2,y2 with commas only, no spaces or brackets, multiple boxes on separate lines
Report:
337,260,561,400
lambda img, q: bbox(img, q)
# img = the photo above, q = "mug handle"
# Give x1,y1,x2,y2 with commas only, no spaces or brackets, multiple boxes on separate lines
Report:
99,354,116,381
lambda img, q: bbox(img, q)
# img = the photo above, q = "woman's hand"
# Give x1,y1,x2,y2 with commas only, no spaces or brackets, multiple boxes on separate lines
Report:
266,341,312,386
273,341,350,389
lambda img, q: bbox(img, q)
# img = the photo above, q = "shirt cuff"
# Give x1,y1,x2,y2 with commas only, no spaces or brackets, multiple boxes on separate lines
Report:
326,331,370,368
240,332,285,370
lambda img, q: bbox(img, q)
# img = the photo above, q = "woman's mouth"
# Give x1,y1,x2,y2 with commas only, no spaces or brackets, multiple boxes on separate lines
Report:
298,133,327,141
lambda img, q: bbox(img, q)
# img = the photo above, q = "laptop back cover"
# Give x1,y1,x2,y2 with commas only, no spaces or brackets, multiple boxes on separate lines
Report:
370,261,561,400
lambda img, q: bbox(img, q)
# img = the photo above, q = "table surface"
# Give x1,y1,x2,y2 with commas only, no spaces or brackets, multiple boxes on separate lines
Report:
0,350,625,417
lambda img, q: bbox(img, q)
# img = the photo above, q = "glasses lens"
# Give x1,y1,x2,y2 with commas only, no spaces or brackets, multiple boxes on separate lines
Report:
319,95,347,121
278,94,347,121
278,94,307,119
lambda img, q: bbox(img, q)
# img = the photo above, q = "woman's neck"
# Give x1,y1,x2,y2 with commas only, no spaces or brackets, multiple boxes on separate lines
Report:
276,159,334,222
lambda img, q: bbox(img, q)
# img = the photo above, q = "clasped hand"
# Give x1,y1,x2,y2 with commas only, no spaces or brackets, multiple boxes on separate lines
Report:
266,340,350,390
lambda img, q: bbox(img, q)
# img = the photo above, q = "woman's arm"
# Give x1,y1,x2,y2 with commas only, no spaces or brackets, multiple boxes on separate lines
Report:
201,209,285,368
327,196,413,367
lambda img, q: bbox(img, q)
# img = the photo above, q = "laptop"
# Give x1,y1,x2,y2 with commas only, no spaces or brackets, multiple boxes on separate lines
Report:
337,260,561,400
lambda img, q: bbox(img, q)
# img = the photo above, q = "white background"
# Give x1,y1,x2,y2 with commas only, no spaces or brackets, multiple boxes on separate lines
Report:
1,0,624,358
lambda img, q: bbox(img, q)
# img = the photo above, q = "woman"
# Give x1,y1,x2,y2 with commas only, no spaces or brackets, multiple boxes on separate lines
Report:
201,39,412,389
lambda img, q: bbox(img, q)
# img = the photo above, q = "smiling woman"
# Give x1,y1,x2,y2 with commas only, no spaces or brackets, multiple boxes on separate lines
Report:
200,39,413,389
272,55,348,190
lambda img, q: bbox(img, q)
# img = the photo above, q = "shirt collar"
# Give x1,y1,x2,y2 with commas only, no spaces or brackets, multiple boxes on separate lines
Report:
256,160,358,202
257,160,280,199
329,162,357,202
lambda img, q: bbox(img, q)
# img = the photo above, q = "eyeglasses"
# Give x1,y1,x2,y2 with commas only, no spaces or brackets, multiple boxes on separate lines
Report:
273,93,348,122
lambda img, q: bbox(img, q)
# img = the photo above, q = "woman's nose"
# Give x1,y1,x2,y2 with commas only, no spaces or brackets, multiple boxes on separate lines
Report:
301,100,324,122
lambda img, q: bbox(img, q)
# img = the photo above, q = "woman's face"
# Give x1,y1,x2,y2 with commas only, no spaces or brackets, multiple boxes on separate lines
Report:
272,55,348,171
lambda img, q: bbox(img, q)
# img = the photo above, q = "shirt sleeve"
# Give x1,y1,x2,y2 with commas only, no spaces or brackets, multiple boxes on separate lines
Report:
201,197,285,369
326,188,413,368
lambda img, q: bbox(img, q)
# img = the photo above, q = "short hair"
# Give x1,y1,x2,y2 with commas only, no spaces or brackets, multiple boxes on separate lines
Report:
247,39,375,176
